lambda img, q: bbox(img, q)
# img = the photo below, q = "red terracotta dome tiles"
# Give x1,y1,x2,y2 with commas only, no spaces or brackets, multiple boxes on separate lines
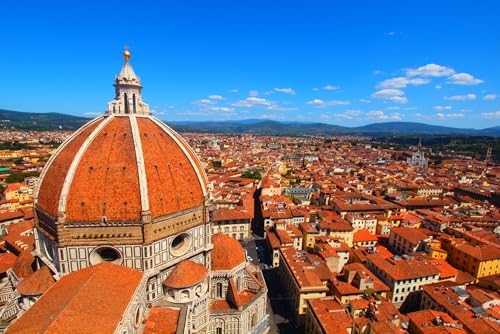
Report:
37,118,104,219
65,117,141,222
163,260,208,289
211,233,246,271
137,118,204,218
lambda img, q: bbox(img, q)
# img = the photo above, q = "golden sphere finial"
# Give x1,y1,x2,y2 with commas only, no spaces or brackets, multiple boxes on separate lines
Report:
123,45,131,61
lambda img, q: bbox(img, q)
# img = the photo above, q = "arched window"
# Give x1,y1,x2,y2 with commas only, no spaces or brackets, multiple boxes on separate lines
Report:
236,277,241,291
216,283,223,298
132,93,137,113
124,93,129,113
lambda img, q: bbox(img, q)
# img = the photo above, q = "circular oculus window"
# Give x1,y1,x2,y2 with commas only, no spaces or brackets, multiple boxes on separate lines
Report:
89,246,123,265
170,233,192,257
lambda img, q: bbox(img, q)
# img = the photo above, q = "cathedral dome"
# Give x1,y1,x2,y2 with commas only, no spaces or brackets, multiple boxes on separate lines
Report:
211,233,246,270
34,51,208,248
163,260,208,289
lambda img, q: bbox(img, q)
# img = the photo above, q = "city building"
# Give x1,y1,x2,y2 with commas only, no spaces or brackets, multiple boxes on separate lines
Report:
4,50,270,334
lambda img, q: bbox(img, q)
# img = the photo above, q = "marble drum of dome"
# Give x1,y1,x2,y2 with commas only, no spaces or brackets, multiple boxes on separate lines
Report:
33,50,210,277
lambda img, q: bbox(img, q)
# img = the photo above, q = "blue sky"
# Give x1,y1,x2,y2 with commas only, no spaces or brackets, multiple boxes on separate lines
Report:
1,1,499,128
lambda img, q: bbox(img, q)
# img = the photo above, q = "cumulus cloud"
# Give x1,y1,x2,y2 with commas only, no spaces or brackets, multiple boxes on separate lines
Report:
366,110,403,120
233,96,273,108
433,105,452,111
258,114,281,120
274,87,296,95
84,111,103,116
444,94,476,101
323,84,340,91
406,64,455,77
249,90,259,97
265,105,298,112
481,111,500,119
306,99,350,107
371,89,408,104
193,99,214,106
210,107,234,112
447,73,483,85
208,94,224,100
338,110,361,119
483,94,497,101
230,89,239,93
436,113,464,120
377,77,430,89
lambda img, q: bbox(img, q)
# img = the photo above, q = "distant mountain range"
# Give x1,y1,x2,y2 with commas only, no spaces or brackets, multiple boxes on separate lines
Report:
1,109,499,137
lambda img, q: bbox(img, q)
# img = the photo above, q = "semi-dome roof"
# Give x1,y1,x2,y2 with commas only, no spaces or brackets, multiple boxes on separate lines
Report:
211,233,246,271
163,260,208,289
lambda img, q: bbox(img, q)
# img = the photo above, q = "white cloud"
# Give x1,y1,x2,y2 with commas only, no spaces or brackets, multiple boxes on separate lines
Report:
436,113,464,120
84,111,103,116
447,73,483,85
483,94,497,101
444,94,476,101
230,89,239,93
360,99,372,104
435,84,442,89
258,114,281,120
249,90,259,97
337,110,361,119
266,105,298,112
274,87,296,95
312,87,320,92
415,113,431,121
366,110,403,120
193,99,214,105
386,106,401,110
210,107,234,112
406,64,455,77
323,84,340,91
307,99,350,107
481,111,500,119
233,97,273,108
433,105,452,111
319,112,332,121
371,89,408,104
377,77,430,89
208,94,224,100
150,109,166,116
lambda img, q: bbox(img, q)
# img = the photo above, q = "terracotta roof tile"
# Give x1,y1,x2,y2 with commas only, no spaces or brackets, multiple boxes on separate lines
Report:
66,117,141,222
143,307,180,334
163,260,208,289
16,266,55,296
6,263,143,334
138,118,204,218
12,250,34,279
37,118,104,218
211,233,245,270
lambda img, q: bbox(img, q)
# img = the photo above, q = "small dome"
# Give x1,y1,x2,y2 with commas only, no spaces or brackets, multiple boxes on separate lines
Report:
211,233,246,271
163,260,208,289
16,266,55,296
